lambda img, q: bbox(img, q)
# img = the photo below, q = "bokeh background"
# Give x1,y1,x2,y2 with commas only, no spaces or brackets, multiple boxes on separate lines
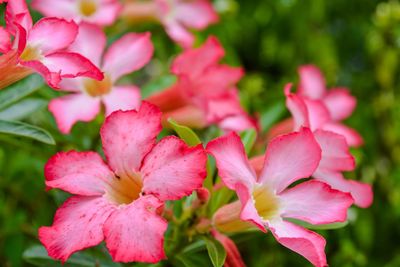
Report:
1,0,400,266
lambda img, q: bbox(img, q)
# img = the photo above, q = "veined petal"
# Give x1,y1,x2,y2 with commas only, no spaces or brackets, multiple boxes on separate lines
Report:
100,102,162,174
28,18,78,55
267,220,327,267
44,151,114,196
323,88,356,121
171,36,225,77
313,170,373,208
48,93,101,134
68,22,106,66
39,196,115,263
259,127,321,193
207,132,257,190
313,129,355,172
298,65,326,100
102,32,153,82
42,52,104,80
103,195,167,263
141,136,207,201
102,85,141,116
279,180,353,225
323,122,364,147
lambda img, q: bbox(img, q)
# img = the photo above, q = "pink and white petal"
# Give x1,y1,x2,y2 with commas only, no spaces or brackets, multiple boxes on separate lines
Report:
141,136,207,201
102,32,153,82
174,0,218,29
31,0,77,19
266,118,295,141
322,122,364,147
163,20,195,49
171,36,225,77
303,99,331,130
68,22,106,66
48,94,101,134
42,51,104,80
100,101,162,174
28,18,78,55
102,85,141,116
0,27,11,53
285,84,310,130
20,60,61,88
57,77,84,92
207,132,257,190
312,170,373,208
44,151,114,196
236,182,266,232
86,1,122,26
103,195,167,263
259,127,321,193
267,220,327,267
211,230,246,267
39,196,115,263
323,88,356,121
298,65,326,100
5,0,32,33
219,114,258,133
313,129,355,172
205,90,244,124
279,180,353,225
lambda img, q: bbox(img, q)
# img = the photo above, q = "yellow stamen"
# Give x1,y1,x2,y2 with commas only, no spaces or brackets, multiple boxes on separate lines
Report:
252,184,279,220
79,0,97,17
20,46,41,61
105,171,143,205
83,75,112,97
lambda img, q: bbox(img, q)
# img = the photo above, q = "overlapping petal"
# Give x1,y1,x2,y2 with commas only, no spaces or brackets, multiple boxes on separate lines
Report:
323,88,356,121
298,65,326,100
102,85,141,116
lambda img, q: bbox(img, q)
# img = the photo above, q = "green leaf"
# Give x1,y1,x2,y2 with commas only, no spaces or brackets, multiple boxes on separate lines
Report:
0,74,44,110
202,236,226,267
240,128,257,155
168,118,202,146
23,245,121,267
0,120,55,145
260,101,286,133
0,98,47,120
286,218,349,230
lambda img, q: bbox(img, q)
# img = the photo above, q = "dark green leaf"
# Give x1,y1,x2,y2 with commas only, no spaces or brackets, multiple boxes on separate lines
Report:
286,218,349,230
0,74,44,110
202,236,226,267
0,120,55,145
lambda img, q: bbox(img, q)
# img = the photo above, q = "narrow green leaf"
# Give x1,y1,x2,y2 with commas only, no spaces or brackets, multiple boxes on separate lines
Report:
0,120,55,145
240,128,257,155
168,118,202,146
0,98,47,120
0,74,44,110
202,236,226,267
286,218,349,230
260,101,286,133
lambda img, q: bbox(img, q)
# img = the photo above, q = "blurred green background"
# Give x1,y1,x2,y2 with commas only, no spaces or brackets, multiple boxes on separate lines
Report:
1,0,400,266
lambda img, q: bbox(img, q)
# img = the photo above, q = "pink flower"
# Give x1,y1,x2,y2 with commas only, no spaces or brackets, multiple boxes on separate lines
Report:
147,36,257,132
155,0,218,48
208,127,353,267
31,0,122,26
39,102,207,263
0,0,103,89
48,23,154,134
212,230,246,267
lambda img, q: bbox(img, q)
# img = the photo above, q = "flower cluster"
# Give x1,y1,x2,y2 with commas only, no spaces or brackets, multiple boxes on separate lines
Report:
0,1,373,266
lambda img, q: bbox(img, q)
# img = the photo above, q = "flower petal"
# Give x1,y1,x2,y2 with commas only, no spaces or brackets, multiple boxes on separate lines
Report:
102,85,141,116
44,151,113,196
259,127,321,193
163,20,195,48
31,0,77,20
48,93,101,134
141,136,207,201
5,0,32,34
298,65,326,100
68,22,106,66
322,122,364,147
285,83,310,130
303,99,331,130
323,88,356,121
207,132,257,190
102,32,153,82
86,0,122,26
218,114,258,133
42,51,104,80
267,220,327,267
20,59,61,88
313,170,373,208
28,18,78,55
103,195,167,263
174,0,218,29
279,180,353,224
100,102,162,174
39,196,115,263
212,230,246,267
0,27,11,53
